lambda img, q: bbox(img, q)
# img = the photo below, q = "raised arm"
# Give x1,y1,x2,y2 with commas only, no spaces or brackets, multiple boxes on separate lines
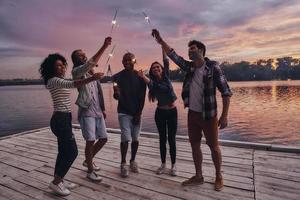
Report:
152,29,172,54
152,29,190,72
91,37,112,63
162,47,170,77
72,37,112,78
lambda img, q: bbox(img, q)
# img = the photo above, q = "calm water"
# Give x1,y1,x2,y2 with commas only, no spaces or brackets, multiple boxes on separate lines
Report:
0,81,300,147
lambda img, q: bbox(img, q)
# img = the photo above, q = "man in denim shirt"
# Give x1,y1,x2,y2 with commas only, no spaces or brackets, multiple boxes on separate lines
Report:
152,29,232,191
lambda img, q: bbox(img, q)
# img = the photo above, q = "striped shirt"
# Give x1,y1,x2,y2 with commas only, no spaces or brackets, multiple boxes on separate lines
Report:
47,77,75,112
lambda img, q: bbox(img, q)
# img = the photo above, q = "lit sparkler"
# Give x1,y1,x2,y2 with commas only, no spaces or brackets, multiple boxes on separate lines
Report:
109,8,118,36
142,12,152,26
104,45,116,76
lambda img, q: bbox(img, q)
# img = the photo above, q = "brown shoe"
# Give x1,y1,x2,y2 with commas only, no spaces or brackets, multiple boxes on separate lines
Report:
182,176,204,186
214,177,224,191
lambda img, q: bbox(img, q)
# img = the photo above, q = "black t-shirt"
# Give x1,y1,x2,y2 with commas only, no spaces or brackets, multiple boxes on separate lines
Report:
113,69,146,116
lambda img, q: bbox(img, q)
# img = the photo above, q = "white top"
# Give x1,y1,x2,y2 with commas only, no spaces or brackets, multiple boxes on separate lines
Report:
47,77,74,112
189,64,205,112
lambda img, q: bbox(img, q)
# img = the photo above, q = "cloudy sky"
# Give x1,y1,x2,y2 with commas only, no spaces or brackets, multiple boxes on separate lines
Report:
0,0,299,79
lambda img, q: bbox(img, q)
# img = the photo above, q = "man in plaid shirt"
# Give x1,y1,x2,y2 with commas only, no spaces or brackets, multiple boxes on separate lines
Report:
152,29,232,191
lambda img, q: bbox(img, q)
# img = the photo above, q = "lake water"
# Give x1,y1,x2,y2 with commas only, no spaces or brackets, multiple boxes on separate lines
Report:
0,81,300,147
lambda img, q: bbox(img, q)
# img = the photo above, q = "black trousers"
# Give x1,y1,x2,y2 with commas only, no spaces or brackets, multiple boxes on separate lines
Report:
50,112,78,179
155,107,177,164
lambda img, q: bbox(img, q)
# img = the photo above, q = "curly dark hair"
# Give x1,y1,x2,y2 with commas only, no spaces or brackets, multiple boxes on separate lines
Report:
148,61,164,102
39,53,67,85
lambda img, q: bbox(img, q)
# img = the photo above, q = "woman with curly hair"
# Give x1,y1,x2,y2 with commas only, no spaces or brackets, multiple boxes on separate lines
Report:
39,53,103,196
138,47,178,176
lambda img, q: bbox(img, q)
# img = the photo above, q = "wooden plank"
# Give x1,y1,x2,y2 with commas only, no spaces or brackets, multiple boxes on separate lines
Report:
36,165,182,200
5,132,254,191
2,127,299,200
72,187,123,200
0,150,46,170
2,130,255,191
254,150,300,200
0,184,34,200
254,166,300,180
14,173,99,200
1,137,254,199
89,151,254,198
1,178,64,200
255,183,299,200
3,132,255,178
0,162,28,184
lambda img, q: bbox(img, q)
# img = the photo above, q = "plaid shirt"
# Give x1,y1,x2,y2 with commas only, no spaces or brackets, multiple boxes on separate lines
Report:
168,49,232,120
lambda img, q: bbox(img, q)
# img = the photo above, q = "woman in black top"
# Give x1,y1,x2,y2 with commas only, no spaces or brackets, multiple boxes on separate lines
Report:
138,48,178,176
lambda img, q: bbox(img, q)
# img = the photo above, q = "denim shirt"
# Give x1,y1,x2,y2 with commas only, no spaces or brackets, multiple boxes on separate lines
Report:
148,58,177,106
72,59,105,112
167,49,232,120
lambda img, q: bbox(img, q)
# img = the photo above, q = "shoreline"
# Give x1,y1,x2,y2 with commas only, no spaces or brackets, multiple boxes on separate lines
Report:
1,79,300,87
2,125,300,153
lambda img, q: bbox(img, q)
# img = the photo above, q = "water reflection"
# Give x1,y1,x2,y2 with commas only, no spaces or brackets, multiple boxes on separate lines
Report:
0,81,299,147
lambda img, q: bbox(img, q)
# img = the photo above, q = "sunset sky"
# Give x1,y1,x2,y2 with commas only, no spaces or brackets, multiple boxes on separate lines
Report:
0,0,299,79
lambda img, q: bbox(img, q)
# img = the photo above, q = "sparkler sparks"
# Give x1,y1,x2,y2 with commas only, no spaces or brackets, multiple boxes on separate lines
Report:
142,12,151,25
109,8,118,36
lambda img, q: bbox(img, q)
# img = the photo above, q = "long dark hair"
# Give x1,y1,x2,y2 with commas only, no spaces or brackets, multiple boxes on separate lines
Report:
39,53,67,85
148,61,164,102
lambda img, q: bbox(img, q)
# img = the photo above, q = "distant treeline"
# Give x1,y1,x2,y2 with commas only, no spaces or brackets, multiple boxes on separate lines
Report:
168,56,300,81
0,79,43,86
1,57,299,86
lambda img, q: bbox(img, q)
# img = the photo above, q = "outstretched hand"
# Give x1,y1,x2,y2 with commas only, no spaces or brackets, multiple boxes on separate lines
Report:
92,72,104,80
137,70,145,79
152,29,163,44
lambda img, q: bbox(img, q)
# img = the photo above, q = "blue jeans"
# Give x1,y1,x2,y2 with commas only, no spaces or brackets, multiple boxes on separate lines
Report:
79,116,108,141
118,113,141,142
50,112,78,178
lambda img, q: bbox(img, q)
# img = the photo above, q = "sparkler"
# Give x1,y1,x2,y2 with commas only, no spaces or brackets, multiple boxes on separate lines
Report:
104,45,116,76
109,8,119,36
106,45,116,65
142,12,152,27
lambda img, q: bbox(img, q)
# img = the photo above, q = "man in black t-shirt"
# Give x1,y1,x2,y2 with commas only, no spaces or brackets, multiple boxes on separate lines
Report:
112,52,146,178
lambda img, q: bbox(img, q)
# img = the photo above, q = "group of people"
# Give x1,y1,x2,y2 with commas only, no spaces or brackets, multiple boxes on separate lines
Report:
39,29,232,196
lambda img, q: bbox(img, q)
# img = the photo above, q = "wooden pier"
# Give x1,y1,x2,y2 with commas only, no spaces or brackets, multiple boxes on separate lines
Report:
0,126,299,200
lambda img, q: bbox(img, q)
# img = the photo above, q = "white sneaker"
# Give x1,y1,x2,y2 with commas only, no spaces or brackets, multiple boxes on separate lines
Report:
62,180,77,189
87,171,102,182
156,164,166,175
83,161,101,171
170,165,177,176
49,182,70,196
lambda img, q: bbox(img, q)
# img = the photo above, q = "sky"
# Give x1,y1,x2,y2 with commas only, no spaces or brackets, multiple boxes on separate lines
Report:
0,0,300,79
